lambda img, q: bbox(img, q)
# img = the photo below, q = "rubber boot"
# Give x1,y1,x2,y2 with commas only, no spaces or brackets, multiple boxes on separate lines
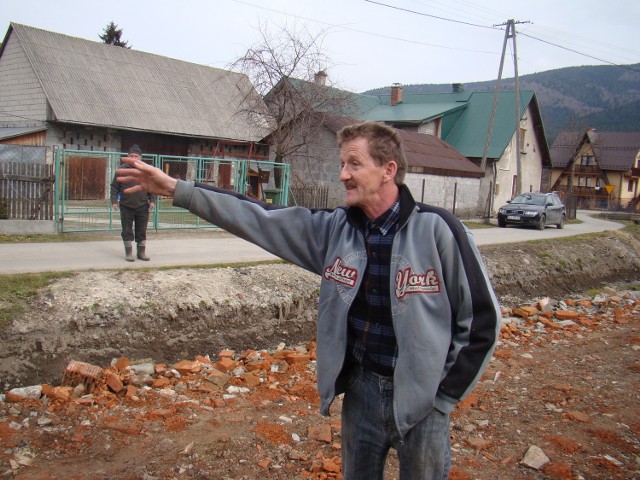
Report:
124,241,135,262
137,241,150,261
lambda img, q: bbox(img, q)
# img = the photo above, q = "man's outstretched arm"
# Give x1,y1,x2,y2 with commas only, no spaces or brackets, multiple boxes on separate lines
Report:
116,157,177,197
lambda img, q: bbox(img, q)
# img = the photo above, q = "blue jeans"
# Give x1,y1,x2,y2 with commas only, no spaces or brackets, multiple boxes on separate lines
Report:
341,366,451,480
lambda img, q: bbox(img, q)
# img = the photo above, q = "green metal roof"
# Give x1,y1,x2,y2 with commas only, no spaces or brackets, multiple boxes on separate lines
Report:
271,78,539,161
362,92,469,123
361,101,466,123
444,90,535,159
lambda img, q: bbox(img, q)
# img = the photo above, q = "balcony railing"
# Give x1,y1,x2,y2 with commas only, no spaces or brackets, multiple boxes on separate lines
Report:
573,165,601,174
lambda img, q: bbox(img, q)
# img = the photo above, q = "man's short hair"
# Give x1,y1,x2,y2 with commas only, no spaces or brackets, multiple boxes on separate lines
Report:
337,122,407,185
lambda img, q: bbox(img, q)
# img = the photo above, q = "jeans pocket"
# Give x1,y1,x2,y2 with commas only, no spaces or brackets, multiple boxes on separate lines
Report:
346,365,363,390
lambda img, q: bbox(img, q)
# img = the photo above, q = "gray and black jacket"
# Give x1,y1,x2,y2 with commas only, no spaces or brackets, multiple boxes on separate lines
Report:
173,180,501,437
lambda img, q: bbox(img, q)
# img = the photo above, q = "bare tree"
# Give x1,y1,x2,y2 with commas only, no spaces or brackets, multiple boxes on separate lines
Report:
232,21,357,188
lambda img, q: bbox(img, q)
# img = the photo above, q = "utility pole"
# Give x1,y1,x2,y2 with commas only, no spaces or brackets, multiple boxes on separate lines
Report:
481,19,529,216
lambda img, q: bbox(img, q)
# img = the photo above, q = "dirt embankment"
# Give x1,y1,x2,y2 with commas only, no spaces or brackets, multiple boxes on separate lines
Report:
1,230,639,389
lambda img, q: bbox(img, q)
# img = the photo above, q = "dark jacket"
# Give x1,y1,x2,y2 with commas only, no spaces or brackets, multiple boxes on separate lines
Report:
110,164,155,208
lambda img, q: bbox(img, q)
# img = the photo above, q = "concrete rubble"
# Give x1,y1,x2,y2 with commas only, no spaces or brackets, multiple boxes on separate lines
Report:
0,286,639,479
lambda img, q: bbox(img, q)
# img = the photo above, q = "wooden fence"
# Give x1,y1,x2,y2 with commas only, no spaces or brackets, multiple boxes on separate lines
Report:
0,162,54,220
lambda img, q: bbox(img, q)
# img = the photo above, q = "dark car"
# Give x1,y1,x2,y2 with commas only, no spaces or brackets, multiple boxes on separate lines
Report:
497,192,566,230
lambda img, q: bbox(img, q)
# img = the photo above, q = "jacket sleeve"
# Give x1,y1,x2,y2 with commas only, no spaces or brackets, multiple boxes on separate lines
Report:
172,180,335,275
109,174,120,204
435,221,501,410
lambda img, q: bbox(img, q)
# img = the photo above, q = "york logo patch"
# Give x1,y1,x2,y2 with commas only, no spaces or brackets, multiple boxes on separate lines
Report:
324,257,358,287
395,267,440,299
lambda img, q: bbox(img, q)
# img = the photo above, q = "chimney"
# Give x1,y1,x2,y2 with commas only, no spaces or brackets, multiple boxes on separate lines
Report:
452,83,464,93
314,70,327,86
390,83,403,106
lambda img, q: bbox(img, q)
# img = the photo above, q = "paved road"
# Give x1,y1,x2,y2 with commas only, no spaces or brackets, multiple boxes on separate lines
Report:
0,211,625,274
471,210,625,246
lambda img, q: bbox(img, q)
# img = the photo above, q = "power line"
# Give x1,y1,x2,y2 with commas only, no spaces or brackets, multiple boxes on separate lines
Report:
366,0,639,73
229,0,499,55
363,0,496,29
518,32,640,74
230,0,639,77
0,111,46,123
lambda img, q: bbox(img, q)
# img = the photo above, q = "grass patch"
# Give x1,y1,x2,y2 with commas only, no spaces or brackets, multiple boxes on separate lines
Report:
0,272,74,326
0,232,113,244
622,220,640,240
463,221,496,229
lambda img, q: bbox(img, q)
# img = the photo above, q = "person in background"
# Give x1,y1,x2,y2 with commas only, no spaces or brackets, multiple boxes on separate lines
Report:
110,144,155,262
116,122,501,479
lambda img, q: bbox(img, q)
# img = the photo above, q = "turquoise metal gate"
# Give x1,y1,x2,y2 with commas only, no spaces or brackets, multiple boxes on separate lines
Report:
55,149,289,233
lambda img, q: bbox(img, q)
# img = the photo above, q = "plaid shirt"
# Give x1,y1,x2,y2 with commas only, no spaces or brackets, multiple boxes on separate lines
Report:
347,200,400,376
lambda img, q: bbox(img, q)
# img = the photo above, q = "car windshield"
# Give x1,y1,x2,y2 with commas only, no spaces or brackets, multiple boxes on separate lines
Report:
511,194,546,206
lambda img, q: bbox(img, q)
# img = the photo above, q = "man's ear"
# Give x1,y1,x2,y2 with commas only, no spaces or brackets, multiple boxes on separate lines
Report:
384,161,398,182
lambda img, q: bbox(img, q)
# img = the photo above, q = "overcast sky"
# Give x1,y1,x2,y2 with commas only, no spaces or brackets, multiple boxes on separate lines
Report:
2,0,639,93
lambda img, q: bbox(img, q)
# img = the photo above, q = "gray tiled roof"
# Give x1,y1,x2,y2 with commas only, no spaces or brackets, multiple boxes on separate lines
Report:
9,23,271,141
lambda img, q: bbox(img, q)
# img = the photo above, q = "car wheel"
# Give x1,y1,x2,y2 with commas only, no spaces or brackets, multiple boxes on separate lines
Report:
498,218,506,228
557,214,565,229
537,214,546,230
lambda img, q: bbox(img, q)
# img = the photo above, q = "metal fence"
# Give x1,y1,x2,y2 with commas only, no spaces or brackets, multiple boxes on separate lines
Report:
0,144,47,164
289,185,329,208
0,162,54,220
55,149,290,232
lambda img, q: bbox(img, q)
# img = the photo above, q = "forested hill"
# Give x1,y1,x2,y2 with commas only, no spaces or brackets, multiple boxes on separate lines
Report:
364,63,640,145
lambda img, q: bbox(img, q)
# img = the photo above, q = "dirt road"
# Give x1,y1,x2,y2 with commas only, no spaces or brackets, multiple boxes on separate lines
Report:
0,216,638,479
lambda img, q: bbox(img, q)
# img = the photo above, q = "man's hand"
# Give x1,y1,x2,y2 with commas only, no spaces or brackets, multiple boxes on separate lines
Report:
116,157,178,197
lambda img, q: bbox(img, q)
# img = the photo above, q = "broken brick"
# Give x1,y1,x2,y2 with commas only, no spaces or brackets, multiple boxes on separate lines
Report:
308,424,332,443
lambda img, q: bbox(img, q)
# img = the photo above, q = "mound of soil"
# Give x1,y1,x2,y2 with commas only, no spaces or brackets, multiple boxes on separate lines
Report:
0,231,639,479
1,231,639,390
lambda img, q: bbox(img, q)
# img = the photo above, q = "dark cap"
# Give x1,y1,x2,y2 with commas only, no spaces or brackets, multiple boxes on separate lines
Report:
128,144,143,156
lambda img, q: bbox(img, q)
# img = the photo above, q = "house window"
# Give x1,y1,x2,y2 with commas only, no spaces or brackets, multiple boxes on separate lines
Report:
578,177,585,187
519,128,526,149
596,178,603,188
629,180,636,193
581,155,595,166
586,178,592,187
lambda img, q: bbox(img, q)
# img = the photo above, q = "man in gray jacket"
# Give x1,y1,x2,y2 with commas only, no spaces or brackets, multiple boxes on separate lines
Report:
117,122,501,479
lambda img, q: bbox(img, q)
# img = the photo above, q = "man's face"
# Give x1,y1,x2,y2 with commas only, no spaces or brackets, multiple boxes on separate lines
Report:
128,153,142,160
339,137,390,213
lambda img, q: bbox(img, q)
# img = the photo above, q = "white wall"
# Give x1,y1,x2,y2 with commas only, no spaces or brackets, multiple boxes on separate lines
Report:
492,104,544,210
405,173,481,217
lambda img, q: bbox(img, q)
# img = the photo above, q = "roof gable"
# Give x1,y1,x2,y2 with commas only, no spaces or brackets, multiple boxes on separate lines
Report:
6,23,271,141
551,130,640,170
444,90,535,158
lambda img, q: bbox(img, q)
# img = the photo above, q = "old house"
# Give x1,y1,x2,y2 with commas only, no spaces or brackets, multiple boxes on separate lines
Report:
269,76,550,216
362,84,551,215
550,129,640,210
285,114,485,215
0,23,272,177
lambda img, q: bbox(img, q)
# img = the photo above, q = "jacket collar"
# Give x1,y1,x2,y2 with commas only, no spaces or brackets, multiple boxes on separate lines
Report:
346,184,417,230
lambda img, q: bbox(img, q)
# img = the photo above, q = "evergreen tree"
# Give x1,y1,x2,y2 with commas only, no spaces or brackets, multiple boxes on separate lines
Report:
99,21,131,48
